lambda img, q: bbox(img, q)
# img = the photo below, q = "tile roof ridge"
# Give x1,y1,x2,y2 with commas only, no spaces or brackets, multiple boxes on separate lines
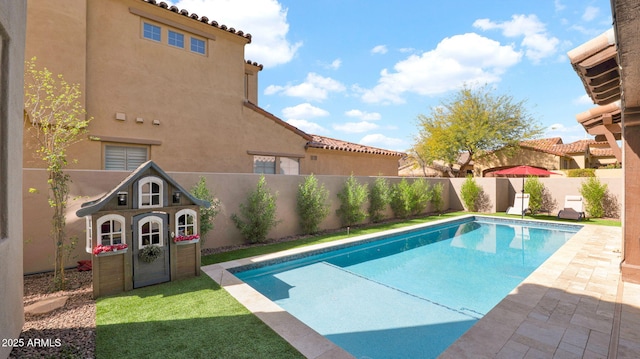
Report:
141,0,253,43
307,134,405,157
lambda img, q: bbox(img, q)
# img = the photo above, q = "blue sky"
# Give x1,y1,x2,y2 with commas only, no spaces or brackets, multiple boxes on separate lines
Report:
168,0,612,152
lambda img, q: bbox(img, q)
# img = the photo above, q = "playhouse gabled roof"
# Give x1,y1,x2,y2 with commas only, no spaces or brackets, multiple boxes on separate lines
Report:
76,161,209,217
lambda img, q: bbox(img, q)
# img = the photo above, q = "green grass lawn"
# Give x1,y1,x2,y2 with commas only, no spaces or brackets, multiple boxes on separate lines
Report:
96,211,620,358
96,274,303,359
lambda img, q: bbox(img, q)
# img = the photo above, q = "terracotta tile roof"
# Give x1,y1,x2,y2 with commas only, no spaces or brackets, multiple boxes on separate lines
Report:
307,135,405,157
520,137,613,157
140,0,255,44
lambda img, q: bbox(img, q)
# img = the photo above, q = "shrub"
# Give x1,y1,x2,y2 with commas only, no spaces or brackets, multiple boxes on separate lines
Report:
524,176,545,214
390,178,412,219
368,177,391,223
430,182,444,214
580,177,608,218
190,176,221,245
409,178,432,215
336,175,368,227
460,176,482,212
296,174,330,234
231,175,280,243
567,168,595,177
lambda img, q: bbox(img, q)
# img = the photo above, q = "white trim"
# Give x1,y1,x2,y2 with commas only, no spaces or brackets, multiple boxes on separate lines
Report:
175,209,198,237
96,214,126,247
138,215,164,248
85,215,93,254
138,176,163,209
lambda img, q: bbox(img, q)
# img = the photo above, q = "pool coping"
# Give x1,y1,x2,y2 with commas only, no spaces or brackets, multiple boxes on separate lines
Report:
201,215,623,358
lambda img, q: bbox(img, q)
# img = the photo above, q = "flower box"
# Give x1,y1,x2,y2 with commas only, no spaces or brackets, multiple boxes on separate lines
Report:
174,234,200,245
93,243,128,256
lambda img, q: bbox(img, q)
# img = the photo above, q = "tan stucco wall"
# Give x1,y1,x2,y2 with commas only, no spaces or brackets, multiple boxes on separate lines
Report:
303,148,400,176
1,1,26,357
24,169,444,273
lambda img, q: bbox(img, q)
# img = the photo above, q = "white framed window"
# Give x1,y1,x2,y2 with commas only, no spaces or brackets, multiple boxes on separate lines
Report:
253,155,276,174
168,30,184,48
139,217,163,247
105,145,148,171
280,157,300,175
176,209,197,237
97,214,126,247
143,22,161,42
190,37,206,54
138,176,163,208
84,216,93,253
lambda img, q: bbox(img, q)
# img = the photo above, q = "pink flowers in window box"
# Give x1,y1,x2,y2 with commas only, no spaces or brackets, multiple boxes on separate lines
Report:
173,234,200,243
93,243,128,255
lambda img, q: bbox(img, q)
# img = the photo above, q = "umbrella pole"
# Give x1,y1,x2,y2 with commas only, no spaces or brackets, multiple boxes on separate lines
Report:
521,177,525,219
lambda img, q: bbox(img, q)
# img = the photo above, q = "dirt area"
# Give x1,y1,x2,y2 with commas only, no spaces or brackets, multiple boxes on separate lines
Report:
10,270,95,359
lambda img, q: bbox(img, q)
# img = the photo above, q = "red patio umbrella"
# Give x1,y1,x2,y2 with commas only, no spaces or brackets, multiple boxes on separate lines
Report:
493,165,559,218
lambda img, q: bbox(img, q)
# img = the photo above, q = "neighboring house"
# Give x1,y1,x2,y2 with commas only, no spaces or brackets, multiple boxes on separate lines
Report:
1,1,26,358
568,0,640,283
401,137,616,177
24,0,403,176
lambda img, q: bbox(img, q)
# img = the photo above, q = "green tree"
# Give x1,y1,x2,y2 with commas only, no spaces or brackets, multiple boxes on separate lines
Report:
368,177,391,223
580,177,608,218
409,178,432,215
461,176,482,212
24,57,92,290
524,176,544,214
411,84,543,177
390,179,412,219
296,174,330,234
190,177,221,245
336,175,368,227
430,182,444,214
231,176,280,243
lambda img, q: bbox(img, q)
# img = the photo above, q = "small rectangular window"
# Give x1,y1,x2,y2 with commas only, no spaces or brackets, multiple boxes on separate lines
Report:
191,37,206,54
105,145,148,170
168,30,184,48
143,23,161,42
253,156,276,174
280,157,300,175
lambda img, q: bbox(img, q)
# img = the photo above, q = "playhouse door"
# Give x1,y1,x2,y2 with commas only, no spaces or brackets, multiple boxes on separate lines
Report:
132,212,170,288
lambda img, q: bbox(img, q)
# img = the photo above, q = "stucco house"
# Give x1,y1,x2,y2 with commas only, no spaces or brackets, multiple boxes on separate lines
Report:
24,0,403,176
0,2,26,358
567,0,640,283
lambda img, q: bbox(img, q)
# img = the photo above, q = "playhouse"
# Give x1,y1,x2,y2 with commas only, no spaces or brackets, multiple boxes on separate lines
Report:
76,161,209,297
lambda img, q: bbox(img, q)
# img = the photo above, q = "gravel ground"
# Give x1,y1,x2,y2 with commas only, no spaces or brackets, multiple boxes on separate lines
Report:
10,270,95,359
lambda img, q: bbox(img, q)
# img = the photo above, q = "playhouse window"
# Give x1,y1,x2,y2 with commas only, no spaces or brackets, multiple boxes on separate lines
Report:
139,217,163,247
139,176,163,208
176,209,197,237
97,215,126,247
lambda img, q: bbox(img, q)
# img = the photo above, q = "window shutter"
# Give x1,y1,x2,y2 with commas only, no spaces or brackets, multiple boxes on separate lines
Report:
105,146,148,170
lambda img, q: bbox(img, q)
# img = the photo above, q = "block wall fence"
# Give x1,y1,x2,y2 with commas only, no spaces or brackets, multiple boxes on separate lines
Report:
23,169,622,274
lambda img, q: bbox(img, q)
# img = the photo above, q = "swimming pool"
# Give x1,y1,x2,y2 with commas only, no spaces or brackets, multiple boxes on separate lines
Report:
232,216,581,358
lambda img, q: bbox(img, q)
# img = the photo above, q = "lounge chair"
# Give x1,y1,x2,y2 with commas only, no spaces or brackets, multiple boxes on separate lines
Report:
557,195,586,220
506,193,530,216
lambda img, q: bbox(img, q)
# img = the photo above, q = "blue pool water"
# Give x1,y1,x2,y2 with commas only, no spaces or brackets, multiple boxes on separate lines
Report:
234,217,581,358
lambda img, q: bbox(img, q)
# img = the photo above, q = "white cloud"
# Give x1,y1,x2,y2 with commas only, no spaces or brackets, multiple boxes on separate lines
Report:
582,6,600,22
265,73,346,101
371,45,388,55
329,59,342,70
473,14,559,63
554,0,566,12
360,33,521,104
359,134,407,151
167,0,301,68
574,94,594,106
282,103,330,119
333,121,379,133
345,109,381,121
546,123,589,142
286,119,327,134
